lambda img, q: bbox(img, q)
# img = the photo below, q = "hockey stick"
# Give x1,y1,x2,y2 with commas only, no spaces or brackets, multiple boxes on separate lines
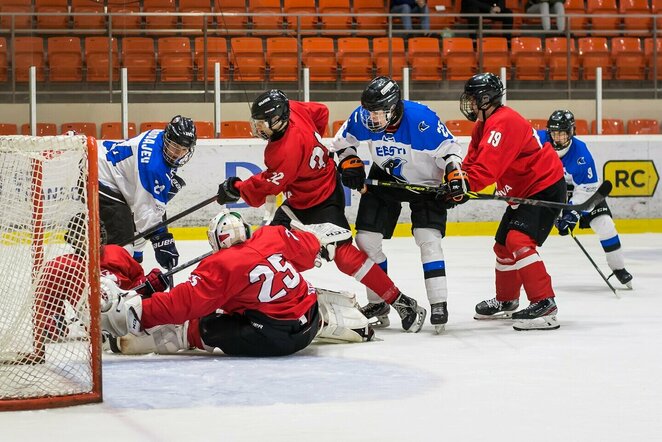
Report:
364,179,613,212
119,195,218,246
570,233,620,298
132,250,214,297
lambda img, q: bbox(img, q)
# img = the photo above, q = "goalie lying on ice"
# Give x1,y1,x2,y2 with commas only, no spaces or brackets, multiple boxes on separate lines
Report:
101,210,373,357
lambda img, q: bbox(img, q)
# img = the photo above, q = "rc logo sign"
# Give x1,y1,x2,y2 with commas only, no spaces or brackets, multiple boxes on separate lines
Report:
603,160,658,197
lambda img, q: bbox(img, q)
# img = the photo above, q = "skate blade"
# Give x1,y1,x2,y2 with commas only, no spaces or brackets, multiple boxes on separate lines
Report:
513,315,560,331
473,311,516,320
368,315,390,329
405,307,427,333
434,324,446,334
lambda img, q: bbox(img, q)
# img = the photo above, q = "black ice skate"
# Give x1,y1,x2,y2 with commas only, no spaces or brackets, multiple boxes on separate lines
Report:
359,302,391,328
512,298,560,331
352,325,375,342
609,268,633,289
474,298,519,320
430,302,448,334
392,293,427,333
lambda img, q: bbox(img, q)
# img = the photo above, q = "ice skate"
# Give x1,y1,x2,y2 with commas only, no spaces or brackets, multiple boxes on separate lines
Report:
359,302,391,328
512,298,559,331
609,268,633,289
430,302,448,334
392,293,426,333
474,298,519,320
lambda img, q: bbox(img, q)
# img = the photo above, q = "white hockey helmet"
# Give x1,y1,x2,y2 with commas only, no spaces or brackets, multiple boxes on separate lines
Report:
207,210,252,252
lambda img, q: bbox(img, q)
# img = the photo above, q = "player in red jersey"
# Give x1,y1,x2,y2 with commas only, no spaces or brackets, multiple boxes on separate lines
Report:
215,89,426,332
454,73,566,331
100,210,373,357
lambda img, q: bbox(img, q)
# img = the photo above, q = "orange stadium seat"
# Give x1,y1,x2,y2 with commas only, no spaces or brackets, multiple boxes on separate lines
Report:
0,38,7,82
337,37,373,82
644,38,662,80
587,0,620,34
62,122,98,138
220,121,253,138
249,0,283,35
140,121,169,132
0,0,33,30
194,121,215,138
353,0,387,35
143,0,178,32
546,37,579,80
71,0,106,30
158,37,194,82
528,119,548,130
620,0,652,35
194,37,229,81
0,123,18,135
108,2,142,33
428,0,456,30
578,37,613,80
267,37,299,82
284,0,318,31
230,37,266,81
565,0,588,35
122,37,157,82
100,122,138,139
442,38,476,81
14,37,46,82
591,119,625,134
302,37,337,81
318,0,352,34
574,119,590,135
35,0,68,29
627,119,660,134
408,37,442,81
85,37,120,82
373,37,407,80
48,37,83,82
653,0,662,30
445,119,474,136
179,0,213,30
478,38,510,79
511,37,545,80
332,119,346,135
21,123,58,136
218,0,248,34
611,37,645,80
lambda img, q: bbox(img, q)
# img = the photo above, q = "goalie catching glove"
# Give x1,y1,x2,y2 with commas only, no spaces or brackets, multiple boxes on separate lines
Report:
100,277,143,338
289,220,352,262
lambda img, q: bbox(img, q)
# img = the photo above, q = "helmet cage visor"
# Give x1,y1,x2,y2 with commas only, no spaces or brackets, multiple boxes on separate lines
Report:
548,129,572,151
163,135,194,167
360,104,396,132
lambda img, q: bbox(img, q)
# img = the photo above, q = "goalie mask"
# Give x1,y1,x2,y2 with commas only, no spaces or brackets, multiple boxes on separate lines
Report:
250,89,290,141
65,213,107,256
163,115,196,168
460,73,505,122
360,76,403,133
547,109,575,157
207,210,252,252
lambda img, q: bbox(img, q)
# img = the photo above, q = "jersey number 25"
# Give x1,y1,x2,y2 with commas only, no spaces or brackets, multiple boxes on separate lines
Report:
249,254,302,303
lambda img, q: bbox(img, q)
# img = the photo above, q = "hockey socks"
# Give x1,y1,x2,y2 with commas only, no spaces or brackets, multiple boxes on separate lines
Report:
334,243,400,304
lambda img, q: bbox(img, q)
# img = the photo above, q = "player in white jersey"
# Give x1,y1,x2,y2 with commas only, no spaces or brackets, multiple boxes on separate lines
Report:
98,115,196,270
539,110,633,287
331,76,467,333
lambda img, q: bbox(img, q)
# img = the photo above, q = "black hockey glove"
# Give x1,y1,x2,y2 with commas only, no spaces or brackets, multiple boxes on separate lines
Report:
136,268,170,297
167,174,186,202
555,210,580,236
217,177,241,205
339,155,366,191
150,232,179,269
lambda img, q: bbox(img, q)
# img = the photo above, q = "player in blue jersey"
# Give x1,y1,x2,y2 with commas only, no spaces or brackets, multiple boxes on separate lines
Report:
331,76,467,333
540,110,633,287
98,116,196,270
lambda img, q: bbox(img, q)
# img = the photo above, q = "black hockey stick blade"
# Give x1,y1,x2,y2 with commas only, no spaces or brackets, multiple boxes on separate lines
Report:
132,251,213,297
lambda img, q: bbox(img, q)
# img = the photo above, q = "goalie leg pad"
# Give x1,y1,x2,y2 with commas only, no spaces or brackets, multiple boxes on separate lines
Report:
118,323,192,355
100,277,143,337
315,289,374,343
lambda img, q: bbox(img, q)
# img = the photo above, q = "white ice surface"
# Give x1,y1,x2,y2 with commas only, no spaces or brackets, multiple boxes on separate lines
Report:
1,233,661,442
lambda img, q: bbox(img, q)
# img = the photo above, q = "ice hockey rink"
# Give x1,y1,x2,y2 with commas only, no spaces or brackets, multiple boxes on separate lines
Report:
1,232,661,442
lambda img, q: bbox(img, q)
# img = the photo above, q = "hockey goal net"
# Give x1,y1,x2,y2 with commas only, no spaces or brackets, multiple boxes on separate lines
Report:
0,135,101,411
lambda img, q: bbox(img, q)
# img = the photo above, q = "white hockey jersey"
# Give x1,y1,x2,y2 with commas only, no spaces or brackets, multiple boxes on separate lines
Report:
98,130,178,236
331,100,463,185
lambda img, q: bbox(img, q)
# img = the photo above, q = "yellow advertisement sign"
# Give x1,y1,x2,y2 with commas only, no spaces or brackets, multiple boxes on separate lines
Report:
603,160,658,197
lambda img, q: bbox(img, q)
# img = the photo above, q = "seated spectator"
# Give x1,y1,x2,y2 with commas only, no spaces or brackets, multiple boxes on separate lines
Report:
461,0,513,36
391,0,431,35
525,0,565,32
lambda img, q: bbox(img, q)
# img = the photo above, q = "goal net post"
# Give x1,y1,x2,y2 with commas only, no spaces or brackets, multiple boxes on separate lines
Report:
0,135,101,411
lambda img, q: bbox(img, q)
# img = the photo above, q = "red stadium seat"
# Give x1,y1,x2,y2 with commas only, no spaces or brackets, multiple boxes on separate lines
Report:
611,38,645,80
71,0,105,29
248,0,283,35
143,0,178,32
644,38,662,80
122,37,157,82
353,0,387,35
230,37,266,81
179,0,213,30
140,121,169,132
86,37,120,82
0,38,7,82
591,119,625,134
194,121,215,138
48,37,82,82
35,0,68,29
0,0,33,30
0,123,18,135
267,37,299,82
22,123,58,136
574,119,590,135
332,120,346,135
14,37,46,82
578,37,613,80
337,37,373,82
318,0,352,34
302,38,337,81
158,37,194,82
545,37,579,81
284,0,318,31
373,37,407,80
61,122,98,138
445,119,474,136
478,38,511,79
220,121,253,138
511,37,544,80
527,119,548,130
620,0,652,35
194,37,229,81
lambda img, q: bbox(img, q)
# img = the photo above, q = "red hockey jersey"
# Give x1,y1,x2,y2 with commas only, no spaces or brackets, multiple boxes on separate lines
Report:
235,101,337,209
463,106,564,197
141,226,320,329
100,244,146,290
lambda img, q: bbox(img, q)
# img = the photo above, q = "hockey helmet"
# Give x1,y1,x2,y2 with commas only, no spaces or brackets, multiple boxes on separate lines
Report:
64,213,107,255
164,115,197,168
207,210,252,252
460,73,505,122
360,76,403,132
250,89,290,141
547,109,575,156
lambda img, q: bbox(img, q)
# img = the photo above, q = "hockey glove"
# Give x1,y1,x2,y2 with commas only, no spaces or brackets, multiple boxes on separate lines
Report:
100,277,143,337
217,177,241,205
167,174,186,202
555,210,580,236
136,268,170,297
339,155,366,191
150,232,179,268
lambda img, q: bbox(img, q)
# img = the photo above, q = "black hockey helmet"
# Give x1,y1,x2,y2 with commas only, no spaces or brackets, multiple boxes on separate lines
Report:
164,115,196,167
460,73,505,122
64,213,107,256
250,89,290,141
547,109,575,153
360,76,404,132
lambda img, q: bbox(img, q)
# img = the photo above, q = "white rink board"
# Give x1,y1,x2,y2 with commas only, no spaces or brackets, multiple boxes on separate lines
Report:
125,135,662,226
